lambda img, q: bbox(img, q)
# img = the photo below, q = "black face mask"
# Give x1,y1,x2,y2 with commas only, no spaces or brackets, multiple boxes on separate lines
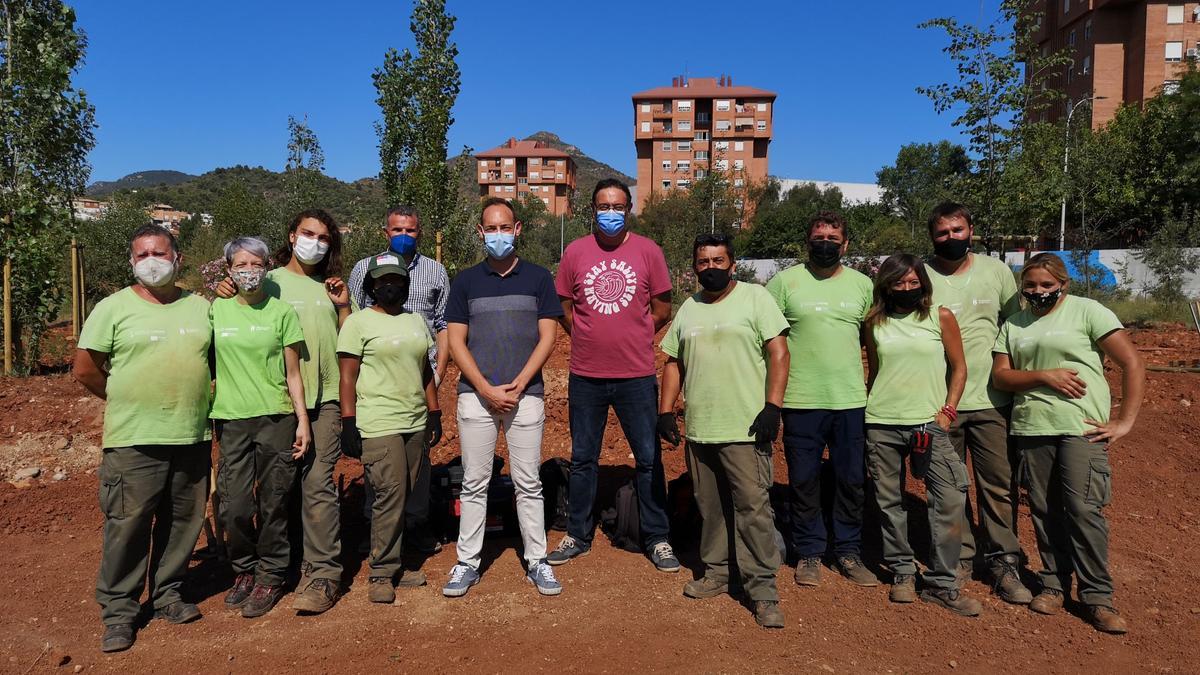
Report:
697,266,732,293
809,240,842,268
890,288,924,310
1022,288,1062,311
933,237,971,261
372,283,409,308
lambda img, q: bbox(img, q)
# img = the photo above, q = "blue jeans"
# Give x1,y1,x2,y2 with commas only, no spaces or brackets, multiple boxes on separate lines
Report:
782,407,866,558
566,373,670,549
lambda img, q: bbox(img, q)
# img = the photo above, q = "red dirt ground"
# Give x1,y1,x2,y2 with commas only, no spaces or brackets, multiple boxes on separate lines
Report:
1,326,1198,673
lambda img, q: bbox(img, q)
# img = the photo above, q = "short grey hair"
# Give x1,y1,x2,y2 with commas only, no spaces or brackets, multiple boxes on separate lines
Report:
384,205,420,228
223,236,271,265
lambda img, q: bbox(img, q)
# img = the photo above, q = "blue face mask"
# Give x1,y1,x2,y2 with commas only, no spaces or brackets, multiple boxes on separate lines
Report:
596,210,626,237
483,232,515,260
389,234,417,256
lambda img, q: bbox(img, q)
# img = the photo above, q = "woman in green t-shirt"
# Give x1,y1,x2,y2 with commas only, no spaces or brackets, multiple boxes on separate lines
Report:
337,254,441,604
863,254,978,616
211,236,310,620
991,252,1144,635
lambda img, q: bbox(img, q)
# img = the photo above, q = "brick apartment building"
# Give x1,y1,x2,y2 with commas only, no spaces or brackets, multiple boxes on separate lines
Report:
476,138,577,216
632,76,776,215
1029,0,1200,126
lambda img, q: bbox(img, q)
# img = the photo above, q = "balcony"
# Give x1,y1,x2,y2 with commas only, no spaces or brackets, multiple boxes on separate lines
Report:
653,105,672,117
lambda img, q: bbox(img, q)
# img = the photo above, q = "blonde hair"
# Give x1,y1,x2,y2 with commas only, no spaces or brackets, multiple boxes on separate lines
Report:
1020,252,1070,285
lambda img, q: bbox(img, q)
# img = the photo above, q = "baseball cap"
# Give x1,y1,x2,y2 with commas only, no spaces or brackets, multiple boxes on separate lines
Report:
366,253,408,280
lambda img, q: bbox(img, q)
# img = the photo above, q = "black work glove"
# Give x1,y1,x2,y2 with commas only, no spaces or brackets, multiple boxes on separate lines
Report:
426,410,443,447
657,412,681,447
748,403,782,446
340,416,362,459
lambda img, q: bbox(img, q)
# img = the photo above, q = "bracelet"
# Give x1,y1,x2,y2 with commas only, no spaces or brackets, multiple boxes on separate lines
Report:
939,404,958,422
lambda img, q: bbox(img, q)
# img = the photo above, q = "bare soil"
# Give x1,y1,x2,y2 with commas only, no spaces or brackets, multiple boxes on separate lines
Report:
1,326,1198,673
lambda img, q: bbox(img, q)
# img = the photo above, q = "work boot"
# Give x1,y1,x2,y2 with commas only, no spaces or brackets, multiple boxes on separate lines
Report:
683,577,729,599
1087,605,1129,635
153,601,201,624
241,583,285,618
837,555,879,587
889,574,917,603
395,569,428,587
367,577,396,604
794,556,822,586
223,573,255,608
1029,588,1064,615
293,578,339,614
919,587,982,617
990,554,1032,605
753,600,785,629
100,624,134,653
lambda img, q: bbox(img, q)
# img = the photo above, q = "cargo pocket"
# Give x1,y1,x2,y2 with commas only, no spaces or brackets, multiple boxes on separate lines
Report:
99,474,124,519
360,437,388,466
865,448,882,482
1086,456,1112,507
755,443,774,489
947,458,970,493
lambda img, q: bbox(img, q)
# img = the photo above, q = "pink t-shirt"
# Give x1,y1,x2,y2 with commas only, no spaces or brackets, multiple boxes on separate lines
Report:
556,233,672,378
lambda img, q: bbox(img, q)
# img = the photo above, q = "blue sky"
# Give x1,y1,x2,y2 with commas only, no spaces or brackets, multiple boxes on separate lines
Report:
74,0,1002,185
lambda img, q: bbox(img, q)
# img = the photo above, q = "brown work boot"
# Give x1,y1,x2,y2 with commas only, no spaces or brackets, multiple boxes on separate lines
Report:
241,583,285,618
683,577,729,599
753,600,785,629
990,554,1032,605
1087,605,1129,634
889,574,917,603
837,555,879,587
794,556,822,586
223,573,255,608
367,576,396,604
919,587,982,617
100,624,134,653
293,577,339,614
395,569,428,588
1029,589,1064,615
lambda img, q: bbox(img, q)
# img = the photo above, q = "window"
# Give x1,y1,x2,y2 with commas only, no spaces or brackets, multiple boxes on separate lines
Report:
662,180,671,189
756,120,767,131
715,159,729,171
716,99,730,111
1068,30,1076,46
478,161,488,168
530,157,541,165
640,121,651,132
1084,18,1093,41
714,140,729,150
733,159,744,171
734,141,744,152
694,131,709,141
695,169,708,179
715,120,731,131
1168,4,1185,24
1164,79,1182,94
662,141,672,151
696,112,710,123
677,161,691,172
678,140,692,151
556,172,564,179
542,198,550,205
678,120,692,131
757,102,768,112
694,150,709,160
1082,55,1091,74
661,161,672,171
503,158,514,165
676,100,692,111
504,172,514,179
494,186,503,193
504,186,514,193
640,103,650,113
1063,0,1069,14
543,186,551,193
530,171,540,179
1167,41,1184,61
479,172,487,180
1066,65,1074,84
734,178,745,188
676,179,691,187
663,122,672,132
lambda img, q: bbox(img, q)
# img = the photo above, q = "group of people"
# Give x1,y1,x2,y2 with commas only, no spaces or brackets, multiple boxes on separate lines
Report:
73,178,1144,653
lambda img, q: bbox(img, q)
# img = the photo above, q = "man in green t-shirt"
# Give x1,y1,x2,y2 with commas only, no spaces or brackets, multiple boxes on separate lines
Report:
658,234,790,629
73,225,212,653
765,211,876,589
925,202,1031,605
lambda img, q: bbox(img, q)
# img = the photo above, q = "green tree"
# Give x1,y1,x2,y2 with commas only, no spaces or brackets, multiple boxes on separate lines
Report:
284,114,325,214
0,0,96,372
75,194,147,304
876,140,970,235
738,180,843,259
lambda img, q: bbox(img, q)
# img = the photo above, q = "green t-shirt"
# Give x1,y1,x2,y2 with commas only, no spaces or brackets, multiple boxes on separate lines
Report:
661,282,789,444
866,307,947,426
927,253,1020,411
210,296,305,420
766,264,872,410
336,309,432,438
993,295,1123,436
266,268,340,409
78,287,213,448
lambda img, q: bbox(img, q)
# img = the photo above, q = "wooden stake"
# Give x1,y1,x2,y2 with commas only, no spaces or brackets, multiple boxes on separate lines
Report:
70,238,79,339
3,257,12,376
77,241,89,322
435,230,443,264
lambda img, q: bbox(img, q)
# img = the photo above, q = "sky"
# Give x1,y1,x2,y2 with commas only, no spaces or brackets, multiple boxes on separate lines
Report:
74,0,1003,186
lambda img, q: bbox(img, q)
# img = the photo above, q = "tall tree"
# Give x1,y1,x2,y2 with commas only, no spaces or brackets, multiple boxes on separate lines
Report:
876,140,971,235
284,114,325,213
0,0,96,371
373,0,472,269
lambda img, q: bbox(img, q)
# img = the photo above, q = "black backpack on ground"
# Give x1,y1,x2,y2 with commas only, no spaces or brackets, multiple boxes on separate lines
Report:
539,457,571,532
600,480,642,552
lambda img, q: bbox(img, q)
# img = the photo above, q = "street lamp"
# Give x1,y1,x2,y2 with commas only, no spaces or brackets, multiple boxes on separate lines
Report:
1059,94,1106,250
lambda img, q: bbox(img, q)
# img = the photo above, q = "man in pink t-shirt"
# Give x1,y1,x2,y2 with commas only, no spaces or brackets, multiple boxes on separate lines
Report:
547,179,679,573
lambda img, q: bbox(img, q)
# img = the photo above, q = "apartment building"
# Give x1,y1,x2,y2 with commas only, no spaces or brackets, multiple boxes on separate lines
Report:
1029,0,1200,126
632,75,776,215
476,138,577,216
71,198,109,221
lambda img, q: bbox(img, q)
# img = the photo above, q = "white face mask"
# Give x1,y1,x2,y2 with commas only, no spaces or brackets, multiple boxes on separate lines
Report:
292,235,329,265
132,256,177,288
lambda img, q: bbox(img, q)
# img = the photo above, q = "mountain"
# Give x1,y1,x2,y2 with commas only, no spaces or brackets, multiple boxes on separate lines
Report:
87,170,197,195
